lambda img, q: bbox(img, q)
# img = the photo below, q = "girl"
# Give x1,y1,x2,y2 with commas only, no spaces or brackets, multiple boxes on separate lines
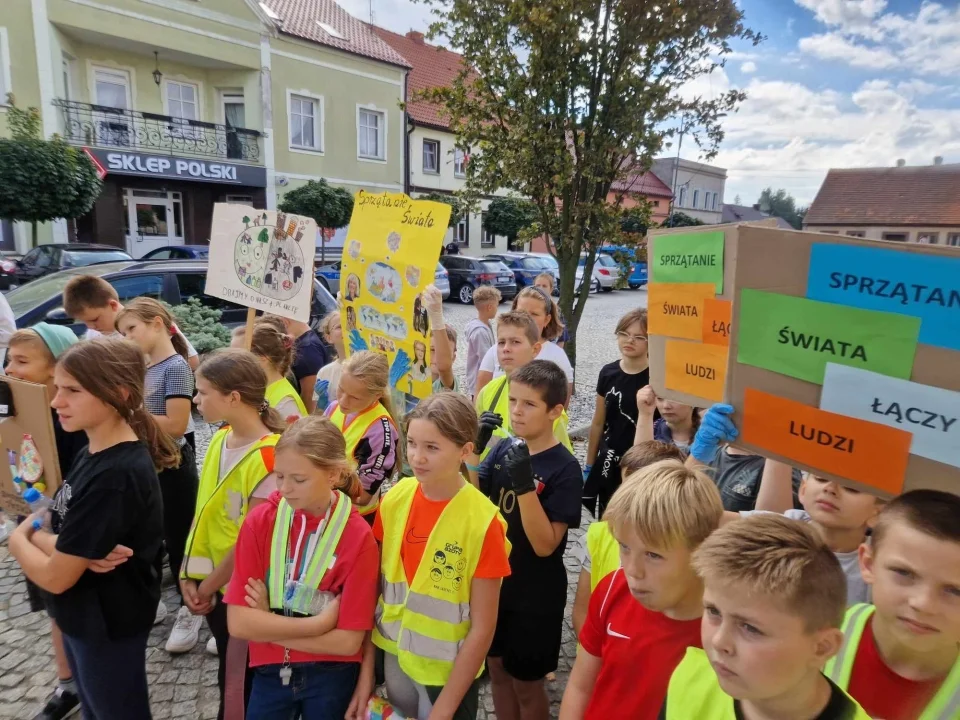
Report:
313,311,344,414
182,349,287,720
635,384,700,454
533,272,569,347
475,286,573,401
369,392,511,720
225,416,379,720
410,340,429,382
346,307,357,332
115,298,203,653
583,309,650,518
325,351,398,524
251,320,307,423
9,339,178,719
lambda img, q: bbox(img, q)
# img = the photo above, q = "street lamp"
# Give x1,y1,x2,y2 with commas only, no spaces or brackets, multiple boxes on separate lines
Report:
152,52,163,87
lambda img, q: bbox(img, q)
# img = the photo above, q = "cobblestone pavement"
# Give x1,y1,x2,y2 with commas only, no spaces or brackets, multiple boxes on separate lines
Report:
0,288,647,719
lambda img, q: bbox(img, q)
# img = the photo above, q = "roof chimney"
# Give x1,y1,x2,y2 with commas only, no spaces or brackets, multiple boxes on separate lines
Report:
896,158,906,167
406,30,425,44
934,156,944,166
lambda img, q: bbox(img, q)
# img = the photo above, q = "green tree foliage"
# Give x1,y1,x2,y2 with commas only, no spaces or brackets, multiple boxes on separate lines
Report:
279,179,354,229
416,0,758,362
0,97,102,248
167,297,232,354
757,187,807,230
418,192,464,227
484,197,538,248
662,211,706,227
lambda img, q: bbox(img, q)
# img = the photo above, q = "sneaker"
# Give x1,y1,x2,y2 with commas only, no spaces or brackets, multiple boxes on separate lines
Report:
165,605,202,654
154,599,168,625
33,686,80,719
206,636,218,656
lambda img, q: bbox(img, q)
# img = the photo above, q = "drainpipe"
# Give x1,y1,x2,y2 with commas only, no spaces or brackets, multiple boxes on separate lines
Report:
403,73,414,196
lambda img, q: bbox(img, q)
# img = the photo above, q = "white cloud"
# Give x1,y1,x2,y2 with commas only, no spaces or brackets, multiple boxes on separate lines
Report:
798,32,897,69
740,61,757,73
794,0,888,35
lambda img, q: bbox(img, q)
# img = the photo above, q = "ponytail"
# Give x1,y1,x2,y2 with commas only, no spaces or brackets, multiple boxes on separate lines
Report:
116,298,190,361
259,401,288,434
170,329,190,361
341,351,396,421
198,349,287,435
129,407,181,470
276,416,362,499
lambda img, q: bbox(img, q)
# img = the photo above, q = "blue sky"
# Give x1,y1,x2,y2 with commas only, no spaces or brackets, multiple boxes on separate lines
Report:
341,0,960,206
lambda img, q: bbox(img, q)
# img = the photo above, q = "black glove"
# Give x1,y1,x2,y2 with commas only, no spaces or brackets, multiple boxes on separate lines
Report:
475,412,503,455
504,441,536,496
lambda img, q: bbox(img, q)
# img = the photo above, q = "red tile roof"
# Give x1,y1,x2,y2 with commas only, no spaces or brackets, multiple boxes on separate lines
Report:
805,164,960,226
264,0,411,68
610,169,674,198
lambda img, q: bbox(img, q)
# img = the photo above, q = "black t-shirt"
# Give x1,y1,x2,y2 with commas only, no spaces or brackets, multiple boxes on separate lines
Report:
707,448,802,512
596,360,650,457
479,441,582,611
292,329,329,384
52,410,88,479
46,441,164,640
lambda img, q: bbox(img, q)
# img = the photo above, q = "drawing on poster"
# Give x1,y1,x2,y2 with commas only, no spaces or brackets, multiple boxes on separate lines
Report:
410,340,430,382
234,212,307,301
345,274,361,301
359,305,409,340
412,294,430,337
406,265,421,288
366,262,403,303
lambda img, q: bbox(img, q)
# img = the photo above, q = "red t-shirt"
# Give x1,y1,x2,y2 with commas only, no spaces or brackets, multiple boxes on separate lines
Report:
847,617,946,720
579,569,702,720
225,491,379,667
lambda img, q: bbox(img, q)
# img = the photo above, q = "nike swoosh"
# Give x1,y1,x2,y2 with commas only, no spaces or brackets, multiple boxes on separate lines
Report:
406,527,431,544
606,623,630,639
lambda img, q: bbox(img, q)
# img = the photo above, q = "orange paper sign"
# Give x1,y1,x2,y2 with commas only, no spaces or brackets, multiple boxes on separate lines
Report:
665,340,728,401
648,282,716,340
741,388,911,496
702,298,732,346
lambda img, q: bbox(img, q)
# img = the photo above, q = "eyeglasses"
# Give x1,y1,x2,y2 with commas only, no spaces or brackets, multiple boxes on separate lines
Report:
616,331,647,343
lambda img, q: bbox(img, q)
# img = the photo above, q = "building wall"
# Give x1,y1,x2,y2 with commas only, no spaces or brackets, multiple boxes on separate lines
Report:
803,225,960,245
651,157,726,224
607,191,670,225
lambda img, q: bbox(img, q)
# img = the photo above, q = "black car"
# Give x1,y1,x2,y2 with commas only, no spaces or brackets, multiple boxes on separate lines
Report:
140,245,210,261
11,244,133,287
484,252,557,294
439,255,517,304
7,259,338,337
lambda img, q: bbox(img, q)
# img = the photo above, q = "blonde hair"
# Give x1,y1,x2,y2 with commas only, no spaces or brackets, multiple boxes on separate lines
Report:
534,272,556,291
473,286,502,305
604,459,723,549
404,392,478,448
619,441,684,477
320,310,341,341
616,308,648,336
115,298,190,359
693,514,847,632
8,329,55,365
250,319,295,376
196,349,287,433
276,416,362,500
341,350,395,419
513,286,563,341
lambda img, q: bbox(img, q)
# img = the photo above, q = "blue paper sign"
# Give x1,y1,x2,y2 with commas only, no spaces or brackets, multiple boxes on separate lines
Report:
806,244,960,351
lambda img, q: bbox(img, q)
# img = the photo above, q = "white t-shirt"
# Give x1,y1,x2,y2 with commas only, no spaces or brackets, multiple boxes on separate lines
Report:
86,328,199,358
479,340,574,383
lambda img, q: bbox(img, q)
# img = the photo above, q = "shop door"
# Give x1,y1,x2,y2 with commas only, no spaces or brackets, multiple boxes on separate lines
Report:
124,189,185,258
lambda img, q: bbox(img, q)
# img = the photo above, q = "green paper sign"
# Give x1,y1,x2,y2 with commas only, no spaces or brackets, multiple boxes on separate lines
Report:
651,231,724,292
737,289,920,384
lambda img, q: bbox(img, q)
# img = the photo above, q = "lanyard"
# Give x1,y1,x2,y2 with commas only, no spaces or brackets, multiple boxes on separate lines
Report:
287,496,333,585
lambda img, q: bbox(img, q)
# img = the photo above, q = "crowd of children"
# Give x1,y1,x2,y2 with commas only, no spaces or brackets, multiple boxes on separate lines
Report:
4,271,960,720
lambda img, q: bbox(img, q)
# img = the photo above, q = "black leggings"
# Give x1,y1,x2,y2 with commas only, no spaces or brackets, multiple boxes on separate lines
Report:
159,443,198,595
207,595,252,720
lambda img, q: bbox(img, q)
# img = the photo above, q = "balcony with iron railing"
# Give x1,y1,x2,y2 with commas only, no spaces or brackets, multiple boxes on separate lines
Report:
53,99,262,164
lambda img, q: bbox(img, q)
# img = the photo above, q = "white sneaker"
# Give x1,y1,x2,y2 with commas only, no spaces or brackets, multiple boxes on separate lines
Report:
206,636,218,656
165,605,203,654
154,600,168,625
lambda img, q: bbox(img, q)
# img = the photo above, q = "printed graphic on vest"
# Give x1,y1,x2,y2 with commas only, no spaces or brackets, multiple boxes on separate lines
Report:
429,543,465,593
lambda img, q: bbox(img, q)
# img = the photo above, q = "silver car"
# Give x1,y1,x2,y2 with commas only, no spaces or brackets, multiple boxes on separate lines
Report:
435,261,451,300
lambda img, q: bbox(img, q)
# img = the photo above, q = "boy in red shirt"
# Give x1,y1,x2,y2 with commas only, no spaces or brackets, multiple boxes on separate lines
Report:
559,459,723,720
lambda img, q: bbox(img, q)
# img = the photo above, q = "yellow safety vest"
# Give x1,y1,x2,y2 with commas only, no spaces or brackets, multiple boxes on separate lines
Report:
371,476,510,686
664,648,872,720
265,378,307,417
181,428,279,588
824,604,960,720
474,376,572,462
586,521,620,591
330,401,395,516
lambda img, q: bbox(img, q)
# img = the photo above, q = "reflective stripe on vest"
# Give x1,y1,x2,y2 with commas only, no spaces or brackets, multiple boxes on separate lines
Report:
265,379,307,417
826,603,960,719
586,521,620,592
267,492,351,614
475,376,573,462
330,401,394,515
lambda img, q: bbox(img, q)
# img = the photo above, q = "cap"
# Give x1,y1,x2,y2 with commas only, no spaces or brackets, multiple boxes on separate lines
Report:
31,323,78,360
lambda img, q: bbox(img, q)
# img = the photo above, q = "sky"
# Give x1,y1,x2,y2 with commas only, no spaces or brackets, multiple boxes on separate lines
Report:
340,0,960,207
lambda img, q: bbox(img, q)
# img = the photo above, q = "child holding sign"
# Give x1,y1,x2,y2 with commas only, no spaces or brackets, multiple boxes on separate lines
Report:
634,385,698,455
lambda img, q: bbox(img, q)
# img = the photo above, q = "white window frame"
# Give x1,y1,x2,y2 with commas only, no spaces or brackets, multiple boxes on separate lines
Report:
454,215,469,245
917,232,939,245
947,233,960,247
287,89,323,153
692,189,700,209
454,148,467,178
677,187,686,207
481,212,495,247
90,64,135,147
423,138,440,174
0,28,11,108
164,78,202,139
357,105,386,161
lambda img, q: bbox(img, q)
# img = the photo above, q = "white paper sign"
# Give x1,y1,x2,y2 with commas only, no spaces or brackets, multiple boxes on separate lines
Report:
820,363,960,469
205,205,317,322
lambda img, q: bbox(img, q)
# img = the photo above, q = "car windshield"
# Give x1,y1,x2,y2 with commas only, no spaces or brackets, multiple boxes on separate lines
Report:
538,255,558,270
6,273,79,316
597,255,619,267
521,257,549,269
63,250,131,267
482,261,508,273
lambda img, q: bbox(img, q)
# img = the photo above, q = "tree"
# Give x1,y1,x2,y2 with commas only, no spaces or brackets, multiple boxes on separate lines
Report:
734,194,742,205
278,179,354,263
662,211,706,227
757,187,807,230
0,97,102,248
417,0,757,364
417,192,464,227
484,197,537,249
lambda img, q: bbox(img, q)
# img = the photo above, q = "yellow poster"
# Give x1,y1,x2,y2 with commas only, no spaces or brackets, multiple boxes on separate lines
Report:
340,191,452,413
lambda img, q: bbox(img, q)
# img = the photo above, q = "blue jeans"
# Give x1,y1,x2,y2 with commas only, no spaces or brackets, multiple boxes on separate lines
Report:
247,661,360,720
61,630,151,719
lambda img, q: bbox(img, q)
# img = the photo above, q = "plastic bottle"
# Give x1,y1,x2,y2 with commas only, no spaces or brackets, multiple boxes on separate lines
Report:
22,487,52,531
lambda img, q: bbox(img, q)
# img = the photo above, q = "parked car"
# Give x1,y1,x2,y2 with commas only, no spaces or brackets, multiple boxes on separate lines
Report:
0,256,21,290
577,253,619,292
574,265,601,294
439,255,517,304
434,262,451,300
599,245,647,289
7,260,337,337
485,252,557,294
315,260,341,295
140,245,210,260
10,244,132,287
627,261,648,289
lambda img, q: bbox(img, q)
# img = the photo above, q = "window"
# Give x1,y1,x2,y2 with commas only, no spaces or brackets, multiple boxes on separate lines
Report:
846,231,865,237
358,108,385,160
93,67,132,146
290,94,321,151
423,139,440,174
917,232,939,245
177,272,232,310
947,233,960,247
711,193,718,210
882,232,908,242
652,200,660,207
677,187,686,207
481,212,495,247
225,194,254,204
692,190,700,209
148,249,172,259
0,28,11,105
454,215,469,245
110,275,164,302
166,81,198,122
454,149,467,177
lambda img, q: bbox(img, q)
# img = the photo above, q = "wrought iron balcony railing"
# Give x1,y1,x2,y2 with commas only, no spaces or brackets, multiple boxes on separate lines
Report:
53,99,262,164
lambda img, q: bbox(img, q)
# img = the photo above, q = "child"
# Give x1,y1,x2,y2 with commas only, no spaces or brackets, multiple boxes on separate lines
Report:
572,441,684,636
314,310,345,414
583,309,650,517
464,285,500,398
325,350,399,523
422,283,458,392
270,313,329,414
9,339,178,719
240,319,307,423
476,287,573,402
182,349,287,720
533,273,568,347
225,416,380,719
660,514,870,719
635,385,699,453
371,392,511,720
473,360,583,720
474,311,573,462
559,459,723,720
115,298,205,653
824,490,960,719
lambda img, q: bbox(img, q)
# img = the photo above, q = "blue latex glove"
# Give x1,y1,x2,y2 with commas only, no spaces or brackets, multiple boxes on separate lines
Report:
390,349,412,388
583,464,593,481
348,329,369,354
690,404,739,464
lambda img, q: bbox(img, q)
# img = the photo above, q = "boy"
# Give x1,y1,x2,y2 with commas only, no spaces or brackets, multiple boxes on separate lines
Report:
559,459,724,720
471,360,583,720
474,311,571,461
660,514,870,719
572,441,685,635
464,286,500,398
62,275,200,372
824,490,960,720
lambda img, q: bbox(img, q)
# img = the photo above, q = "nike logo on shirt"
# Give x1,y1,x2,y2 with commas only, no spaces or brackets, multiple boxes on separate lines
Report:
406,527,431,545
606,623,630,639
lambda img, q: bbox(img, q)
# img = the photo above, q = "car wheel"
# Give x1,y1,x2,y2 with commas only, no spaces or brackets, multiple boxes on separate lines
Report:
592,278,601,293
459,284,475,304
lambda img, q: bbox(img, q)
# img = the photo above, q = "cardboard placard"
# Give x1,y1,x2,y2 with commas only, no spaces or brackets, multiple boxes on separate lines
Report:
701,298,732,346
0,377,63,516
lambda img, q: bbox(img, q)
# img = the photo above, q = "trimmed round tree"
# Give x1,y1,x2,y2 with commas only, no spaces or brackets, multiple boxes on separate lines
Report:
278,179,355,263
